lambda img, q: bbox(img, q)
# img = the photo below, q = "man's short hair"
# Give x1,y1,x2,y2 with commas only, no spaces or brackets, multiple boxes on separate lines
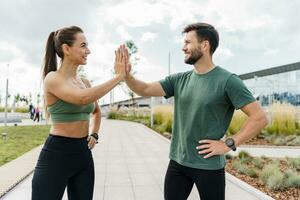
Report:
183,22,219,55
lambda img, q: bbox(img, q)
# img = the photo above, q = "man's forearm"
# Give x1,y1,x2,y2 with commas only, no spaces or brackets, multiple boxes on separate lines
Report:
233,111,268,146
125,74,149,96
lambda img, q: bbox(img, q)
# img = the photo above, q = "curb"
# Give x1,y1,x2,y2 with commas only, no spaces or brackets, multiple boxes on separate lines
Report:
0,146,41,199
0,171,34,198
226,173,274,200
241,144,300,149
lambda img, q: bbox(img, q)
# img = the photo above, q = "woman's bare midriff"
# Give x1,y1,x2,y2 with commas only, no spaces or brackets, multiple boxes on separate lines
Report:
50,120,90,138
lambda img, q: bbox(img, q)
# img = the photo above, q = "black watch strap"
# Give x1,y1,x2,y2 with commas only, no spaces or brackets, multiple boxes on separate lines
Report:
90,133,99,141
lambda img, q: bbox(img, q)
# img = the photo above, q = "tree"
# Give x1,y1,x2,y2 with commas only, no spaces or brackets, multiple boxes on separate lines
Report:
36,93,41,105
77,65,88,79
14,93,21,108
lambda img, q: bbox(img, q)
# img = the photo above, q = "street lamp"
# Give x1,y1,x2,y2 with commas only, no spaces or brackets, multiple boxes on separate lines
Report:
4,64,9,126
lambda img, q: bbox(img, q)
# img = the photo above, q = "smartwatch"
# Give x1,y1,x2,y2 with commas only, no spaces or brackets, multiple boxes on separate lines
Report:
225,138,236,151
90,133,99,142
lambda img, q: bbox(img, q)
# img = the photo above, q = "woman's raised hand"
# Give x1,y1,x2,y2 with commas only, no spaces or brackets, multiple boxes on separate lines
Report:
114,44,127,79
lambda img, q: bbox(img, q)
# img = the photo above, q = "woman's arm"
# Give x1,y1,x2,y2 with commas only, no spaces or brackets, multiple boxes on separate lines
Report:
44,45,127,105
82,78,101,134
82,78,101,149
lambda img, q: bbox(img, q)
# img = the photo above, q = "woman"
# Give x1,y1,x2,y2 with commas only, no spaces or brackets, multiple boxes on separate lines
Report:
32,26,127,200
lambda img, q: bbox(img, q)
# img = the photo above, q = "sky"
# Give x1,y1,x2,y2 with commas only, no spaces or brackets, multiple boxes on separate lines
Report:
0,0,299,105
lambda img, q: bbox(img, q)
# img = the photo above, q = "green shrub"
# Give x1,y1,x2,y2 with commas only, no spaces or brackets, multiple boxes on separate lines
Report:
108,111,118,119
260,164,280,184
286,173,300,187
15,107,29,113
225,154,233,160
286,157,300,170
0,107,11,112
245,168,259,178
289,136,300,145
238,151,252,164
238,151,251,159
284,169,295,178
266,103,297,135
228,110,247,135
252,157,264,169
232,160,242,170
153,105,173,133
266,171,285,190
153,112,163,125
233,159,258,178
260,164,286,190
274,137,285,145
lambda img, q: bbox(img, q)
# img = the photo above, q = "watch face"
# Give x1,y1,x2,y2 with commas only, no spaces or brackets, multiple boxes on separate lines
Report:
226,138,234,146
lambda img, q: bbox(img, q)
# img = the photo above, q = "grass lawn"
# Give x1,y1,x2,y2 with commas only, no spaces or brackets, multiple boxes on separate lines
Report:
0,125,50,166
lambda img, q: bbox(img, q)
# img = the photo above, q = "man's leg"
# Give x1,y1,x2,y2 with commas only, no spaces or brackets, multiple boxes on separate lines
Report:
164,160,194,200
192,168,225,200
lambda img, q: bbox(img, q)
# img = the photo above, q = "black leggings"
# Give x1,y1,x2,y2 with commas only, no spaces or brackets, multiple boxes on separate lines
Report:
32,134,94,200
164,160,225,200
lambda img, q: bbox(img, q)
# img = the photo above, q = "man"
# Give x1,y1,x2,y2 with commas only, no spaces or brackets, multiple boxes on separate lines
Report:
124,22,268,200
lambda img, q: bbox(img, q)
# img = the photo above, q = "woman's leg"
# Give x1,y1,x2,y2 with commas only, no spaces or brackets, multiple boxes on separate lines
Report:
31,149,67,200
67,151,95,200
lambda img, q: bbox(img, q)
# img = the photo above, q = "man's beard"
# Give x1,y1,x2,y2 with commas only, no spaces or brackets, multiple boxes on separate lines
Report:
184,48,203,65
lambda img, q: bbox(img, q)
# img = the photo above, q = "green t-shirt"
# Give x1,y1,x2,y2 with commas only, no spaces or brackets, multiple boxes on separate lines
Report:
159,66,255,170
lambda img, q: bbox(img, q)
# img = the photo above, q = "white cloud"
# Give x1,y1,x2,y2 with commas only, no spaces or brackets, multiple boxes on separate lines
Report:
1,0,300,104
116,26,132,40
140,32,157,43
0,42,24,62
264,48,280,57
104,0,166,27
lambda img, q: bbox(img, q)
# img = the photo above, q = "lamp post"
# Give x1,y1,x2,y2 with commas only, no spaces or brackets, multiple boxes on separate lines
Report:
4,64,9,126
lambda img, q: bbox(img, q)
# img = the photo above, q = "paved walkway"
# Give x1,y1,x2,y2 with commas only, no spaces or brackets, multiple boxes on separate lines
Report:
1,119,276,200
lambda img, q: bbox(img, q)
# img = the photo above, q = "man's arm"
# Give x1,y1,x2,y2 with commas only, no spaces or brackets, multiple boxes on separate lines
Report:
197,101,268,158
125,74,166,97
231,101,268,147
